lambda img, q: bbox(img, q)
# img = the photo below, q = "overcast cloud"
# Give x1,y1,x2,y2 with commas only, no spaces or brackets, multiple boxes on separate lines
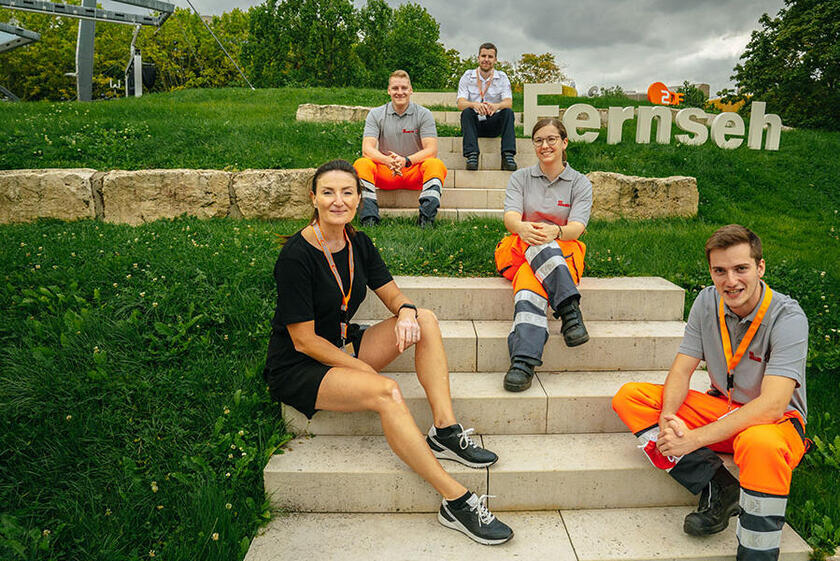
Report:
97,0,784,95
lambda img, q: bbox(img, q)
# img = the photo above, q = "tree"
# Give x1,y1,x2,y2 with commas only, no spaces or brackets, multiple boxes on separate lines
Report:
515,52,566,85
676,81,708,109
243,0,359,87
355,0,393,87
381,3,449,88
732,0,840,130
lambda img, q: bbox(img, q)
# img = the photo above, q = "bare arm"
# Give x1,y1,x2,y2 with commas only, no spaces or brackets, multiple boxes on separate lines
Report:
659,353,701,431
486,97,512,114
374,280,421,352
287,320,377,374
658,375,797,457
361,136,393,165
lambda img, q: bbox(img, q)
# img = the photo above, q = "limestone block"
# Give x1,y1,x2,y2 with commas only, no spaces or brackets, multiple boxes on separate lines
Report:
295,103,371,122
232,169,314,220
588,171,698,220
0,169,97,223
102,169,230,225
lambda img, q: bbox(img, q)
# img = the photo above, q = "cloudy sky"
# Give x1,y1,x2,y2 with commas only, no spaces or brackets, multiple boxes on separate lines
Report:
96,0,783,95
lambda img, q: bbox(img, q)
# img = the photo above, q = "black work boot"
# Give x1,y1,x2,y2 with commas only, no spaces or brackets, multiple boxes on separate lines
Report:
465,153,479,171
684,466,741,536
503,357,540,392
555,297,589,347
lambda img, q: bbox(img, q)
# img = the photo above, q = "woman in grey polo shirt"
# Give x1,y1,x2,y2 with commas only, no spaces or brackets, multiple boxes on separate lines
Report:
494,117,593,392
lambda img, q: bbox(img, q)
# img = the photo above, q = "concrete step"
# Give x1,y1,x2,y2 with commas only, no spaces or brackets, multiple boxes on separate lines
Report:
440,169,511,188
379,207,504,221
438,136,533,154
471,320,685,373
355,276,685,322
358,319,683,373
263,432,733,512
439,150,538,170
283,370,709,437
377,187,505,209
245,507,810,561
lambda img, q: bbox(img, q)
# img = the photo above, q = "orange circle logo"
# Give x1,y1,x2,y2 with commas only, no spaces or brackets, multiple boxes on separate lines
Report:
648,82,671,105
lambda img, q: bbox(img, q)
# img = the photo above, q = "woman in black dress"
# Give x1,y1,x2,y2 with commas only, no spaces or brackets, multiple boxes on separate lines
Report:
263,159,513,545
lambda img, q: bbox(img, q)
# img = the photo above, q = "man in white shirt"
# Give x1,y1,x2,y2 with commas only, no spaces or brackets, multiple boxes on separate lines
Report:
457,43,517,171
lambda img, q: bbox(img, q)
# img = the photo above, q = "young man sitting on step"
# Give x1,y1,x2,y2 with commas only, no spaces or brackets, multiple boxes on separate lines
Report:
612,224,810,561
353,70,447,229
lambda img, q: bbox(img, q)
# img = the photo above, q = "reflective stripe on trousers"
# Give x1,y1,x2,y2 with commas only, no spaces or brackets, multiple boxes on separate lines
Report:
507,289,549,361
418,177,441,219
735,487,787,560
524,242,579,310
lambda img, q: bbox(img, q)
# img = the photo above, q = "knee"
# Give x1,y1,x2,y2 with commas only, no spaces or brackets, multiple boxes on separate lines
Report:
612,382,645,413
353,157,375,174
420,158,447,179
461,107,477,120
736,425,788,461
371,377,404,413
417,307,439,329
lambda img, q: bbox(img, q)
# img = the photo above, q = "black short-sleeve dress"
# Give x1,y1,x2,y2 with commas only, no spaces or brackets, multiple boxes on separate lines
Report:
263,229,393,418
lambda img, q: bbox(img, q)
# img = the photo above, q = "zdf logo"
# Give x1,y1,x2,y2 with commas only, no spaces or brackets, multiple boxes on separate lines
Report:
647,82,684,105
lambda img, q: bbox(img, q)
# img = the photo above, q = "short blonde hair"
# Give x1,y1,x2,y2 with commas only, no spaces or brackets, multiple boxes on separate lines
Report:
389,70,411,85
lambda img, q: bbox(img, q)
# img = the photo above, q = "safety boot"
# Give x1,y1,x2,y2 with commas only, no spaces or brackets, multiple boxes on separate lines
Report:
555,298,589,347
684,466,741,536
503,357,540,392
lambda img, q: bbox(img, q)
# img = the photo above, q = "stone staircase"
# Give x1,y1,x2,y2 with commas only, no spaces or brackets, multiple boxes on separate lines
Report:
245,276,811,561
379,137,534,221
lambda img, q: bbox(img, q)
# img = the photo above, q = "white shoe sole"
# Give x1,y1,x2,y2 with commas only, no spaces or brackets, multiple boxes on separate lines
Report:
437,510,513,545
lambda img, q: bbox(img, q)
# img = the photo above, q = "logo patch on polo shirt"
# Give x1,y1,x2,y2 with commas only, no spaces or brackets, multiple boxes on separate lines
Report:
749,351,763,363
402,128,416,134
557,200,571,208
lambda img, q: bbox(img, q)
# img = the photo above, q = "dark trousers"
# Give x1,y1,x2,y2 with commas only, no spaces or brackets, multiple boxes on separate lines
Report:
460,107,516,156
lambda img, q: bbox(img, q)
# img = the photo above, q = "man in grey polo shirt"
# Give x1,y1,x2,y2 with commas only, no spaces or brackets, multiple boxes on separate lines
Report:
612,224,809,561
353,70,447,228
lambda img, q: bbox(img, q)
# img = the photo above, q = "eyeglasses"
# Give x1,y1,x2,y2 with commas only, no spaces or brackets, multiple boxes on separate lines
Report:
532,135,562,147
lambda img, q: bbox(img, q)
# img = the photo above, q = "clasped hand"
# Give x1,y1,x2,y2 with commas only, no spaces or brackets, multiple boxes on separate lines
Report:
519,222,558,246
474,101,497,116
395,310,420,353
387,152,406,176
656,414,701,457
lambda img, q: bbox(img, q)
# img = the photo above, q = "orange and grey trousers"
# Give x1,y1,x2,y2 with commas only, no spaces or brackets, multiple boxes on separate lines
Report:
353,157,447,222
494,233,585,363
612,382,809,561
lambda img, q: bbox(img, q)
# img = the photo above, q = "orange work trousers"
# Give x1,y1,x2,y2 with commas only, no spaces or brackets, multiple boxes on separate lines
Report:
494,233,586,362
612,382,807,496
354,157,447,221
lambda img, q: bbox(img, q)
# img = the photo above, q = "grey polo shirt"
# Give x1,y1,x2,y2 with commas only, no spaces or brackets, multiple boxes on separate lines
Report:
678,284,808,419
363,102,437,157
503,164,593,227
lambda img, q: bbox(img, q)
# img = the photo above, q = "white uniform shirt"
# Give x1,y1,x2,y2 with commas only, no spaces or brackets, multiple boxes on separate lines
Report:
457,69,513,104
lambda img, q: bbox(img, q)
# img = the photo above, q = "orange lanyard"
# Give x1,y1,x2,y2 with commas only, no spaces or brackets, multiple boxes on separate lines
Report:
476,69,493,102
717,284,773,409
311,222,354,346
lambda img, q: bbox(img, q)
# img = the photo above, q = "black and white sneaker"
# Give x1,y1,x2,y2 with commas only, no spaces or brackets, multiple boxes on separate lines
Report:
438,493,513,545
426,424,498,468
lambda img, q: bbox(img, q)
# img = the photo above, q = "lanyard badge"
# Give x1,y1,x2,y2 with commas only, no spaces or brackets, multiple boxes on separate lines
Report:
311,222,354,350
717,284,773,410
476,69,493,102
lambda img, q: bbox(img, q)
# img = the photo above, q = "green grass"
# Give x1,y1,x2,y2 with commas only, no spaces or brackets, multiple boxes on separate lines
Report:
1,87,840,559
1,88,662,171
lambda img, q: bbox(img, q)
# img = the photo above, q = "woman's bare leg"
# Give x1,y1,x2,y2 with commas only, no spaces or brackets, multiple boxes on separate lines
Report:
315,367,467,500
357,309,457,428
